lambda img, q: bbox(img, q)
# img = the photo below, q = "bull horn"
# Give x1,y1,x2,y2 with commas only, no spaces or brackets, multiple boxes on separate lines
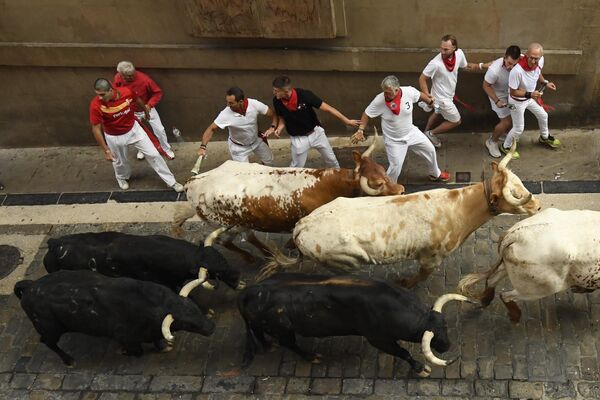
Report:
204,227,228,247
432,293,473,313
502,187,533,207
360,176,384,196
498,140,517,170
179,267,214,297
360,126,379,158
161,314,175,343
421,331,457,366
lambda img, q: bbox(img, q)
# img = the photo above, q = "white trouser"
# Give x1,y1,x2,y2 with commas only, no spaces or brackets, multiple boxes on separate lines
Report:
289,126,339,168
134,108,171,151
105,121,177,186
433,97,461,123
384,126,442,183
504,98,549,148
228,137,274,166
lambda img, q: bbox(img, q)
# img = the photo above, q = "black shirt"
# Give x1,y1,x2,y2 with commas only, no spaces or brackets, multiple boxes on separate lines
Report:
273,88,323,136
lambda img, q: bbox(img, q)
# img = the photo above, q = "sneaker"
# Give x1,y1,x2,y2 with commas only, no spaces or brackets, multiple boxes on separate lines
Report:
429,171,450,182
136,151,145,160
117,179,129,190
164,148,175,160
485,138,502,158
171,182,184,193
424,130,441,148
499,144,520,160
539,135,561,149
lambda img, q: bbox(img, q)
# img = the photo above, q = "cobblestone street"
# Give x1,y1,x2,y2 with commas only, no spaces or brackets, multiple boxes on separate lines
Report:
2,213,600,399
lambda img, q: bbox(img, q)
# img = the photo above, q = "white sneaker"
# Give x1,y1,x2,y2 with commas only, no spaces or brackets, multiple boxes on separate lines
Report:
171,182,184,193
165,148,175,159
136,151,145,160
485,138,502,158
424,130,441,148
117,179,129,190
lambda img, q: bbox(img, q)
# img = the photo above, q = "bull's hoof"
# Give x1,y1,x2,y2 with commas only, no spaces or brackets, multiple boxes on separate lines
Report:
218,368,241,377
398,278,417,289
416,364,431,378
265,342,279,352
206,309,215,319
310,353,323,364
64,358,76,368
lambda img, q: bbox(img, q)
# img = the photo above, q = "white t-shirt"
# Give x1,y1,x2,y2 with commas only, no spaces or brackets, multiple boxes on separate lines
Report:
484,57,510,101
364,86,421,140
422,48,468,100
214,98,269,146
508,56,544,100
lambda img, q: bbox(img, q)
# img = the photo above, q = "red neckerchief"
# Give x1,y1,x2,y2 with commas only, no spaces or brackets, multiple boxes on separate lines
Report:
281,89,298,112
238,98,249,116
443,53,456,72
518,55,538,71
385,89,402,115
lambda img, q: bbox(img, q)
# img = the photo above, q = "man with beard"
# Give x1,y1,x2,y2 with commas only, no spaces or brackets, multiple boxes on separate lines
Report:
419,34,491,148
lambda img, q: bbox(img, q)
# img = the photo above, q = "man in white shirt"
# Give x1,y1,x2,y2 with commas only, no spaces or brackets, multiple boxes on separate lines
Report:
351,75,449,183
198,87,277,166
502,42,560,157
419,34,490,148
482,45,521,158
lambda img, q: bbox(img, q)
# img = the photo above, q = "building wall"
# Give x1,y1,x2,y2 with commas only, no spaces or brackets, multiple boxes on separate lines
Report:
1,0,599,147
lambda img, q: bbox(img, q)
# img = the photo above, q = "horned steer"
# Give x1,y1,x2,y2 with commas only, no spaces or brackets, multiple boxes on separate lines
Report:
459,208,600,323
265,143,540,287
174,131,404,261
14,270,215,367
43,231,242,293
238,273,475,377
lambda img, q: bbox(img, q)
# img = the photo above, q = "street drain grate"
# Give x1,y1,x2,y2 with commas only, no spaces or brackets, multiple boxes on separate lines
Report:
0,245,22,279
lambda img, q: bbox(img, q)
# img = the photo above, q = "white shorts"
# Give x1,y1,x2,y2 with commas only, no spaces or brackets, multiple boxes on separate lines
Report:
434,98,461,123
489,97,511,119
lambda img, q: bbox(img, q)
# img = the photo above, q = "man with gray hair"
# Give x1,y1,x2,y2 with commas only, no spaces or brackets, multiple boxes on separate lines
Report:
502,42,560,157
352,75,449,183
114,61,174,160
89,78,183,192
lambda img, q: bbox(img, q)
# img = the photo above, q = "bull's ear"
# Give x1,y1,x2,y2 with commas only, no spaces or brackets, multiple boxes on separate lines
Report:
352,150,362,166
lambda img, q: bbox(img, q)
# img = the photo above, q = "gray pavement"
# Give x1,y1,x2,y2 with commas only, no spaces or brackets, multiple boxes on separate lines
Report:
1,128,600,399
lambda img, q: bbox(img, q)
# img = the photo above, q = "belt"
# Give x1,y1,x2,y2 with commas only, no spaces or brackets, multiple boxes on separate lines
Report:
510,95,528,102
229,137,254,146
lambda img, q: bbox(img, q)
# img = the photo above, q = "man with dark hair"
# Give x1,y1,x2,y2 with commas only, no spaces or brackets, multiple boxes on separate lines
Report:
502,42,560,157
114,61,174,160
419,34,491,148
270,76,360,168
89,78,183,192
482,45,521,158
198,87,277,166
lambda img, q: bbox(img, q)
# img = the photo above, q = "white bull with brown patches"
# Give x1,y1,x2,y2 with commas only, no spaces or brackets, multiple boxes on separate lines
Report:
174,133,404,262
458,208,600,323
263,143,540,287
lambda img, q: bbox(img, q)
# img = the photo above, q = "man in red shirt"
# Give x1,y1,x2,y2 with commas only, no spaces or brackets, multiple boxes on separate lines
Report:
89,78,183,192
114,61,175,160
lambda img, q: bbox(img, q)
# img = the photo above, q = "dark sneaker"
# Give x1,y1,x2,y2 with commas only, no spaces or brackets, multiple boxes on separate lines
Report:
539,135,561,149
429,171,450,182
499,144,520,160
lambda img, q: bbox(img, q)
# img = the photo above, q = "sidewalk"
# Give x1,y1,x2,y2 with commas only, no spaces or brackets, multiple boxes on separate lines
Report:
0,128,598,199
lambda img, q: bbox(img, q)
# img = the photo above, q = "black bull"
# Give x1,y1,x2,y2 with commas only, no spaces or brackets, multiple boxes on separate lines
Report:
14,270,215,367
238,274,473,377
43,232,242,291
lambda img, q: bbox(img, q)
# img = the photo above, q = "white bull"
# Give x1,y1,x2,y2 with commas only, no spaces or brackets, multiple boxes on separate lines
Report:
262,143,541,287
458,208,600,323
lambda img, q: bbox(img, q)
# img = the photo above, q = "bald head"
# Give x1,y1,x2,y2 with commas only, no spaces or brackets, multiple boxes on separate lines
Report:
528,43,544,55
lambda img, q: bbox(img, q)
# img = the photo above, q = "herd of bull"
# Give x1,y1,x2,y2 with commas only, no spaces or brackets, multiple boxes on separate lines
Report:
14,134,600,378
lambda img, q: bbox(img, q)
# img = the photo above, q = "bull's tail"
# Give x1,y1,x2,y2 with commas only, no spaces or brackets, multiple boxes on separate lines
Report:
255,246,300,282
457,258,505,299
172,203,197,237
237,292,259,368
14,280,34,299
